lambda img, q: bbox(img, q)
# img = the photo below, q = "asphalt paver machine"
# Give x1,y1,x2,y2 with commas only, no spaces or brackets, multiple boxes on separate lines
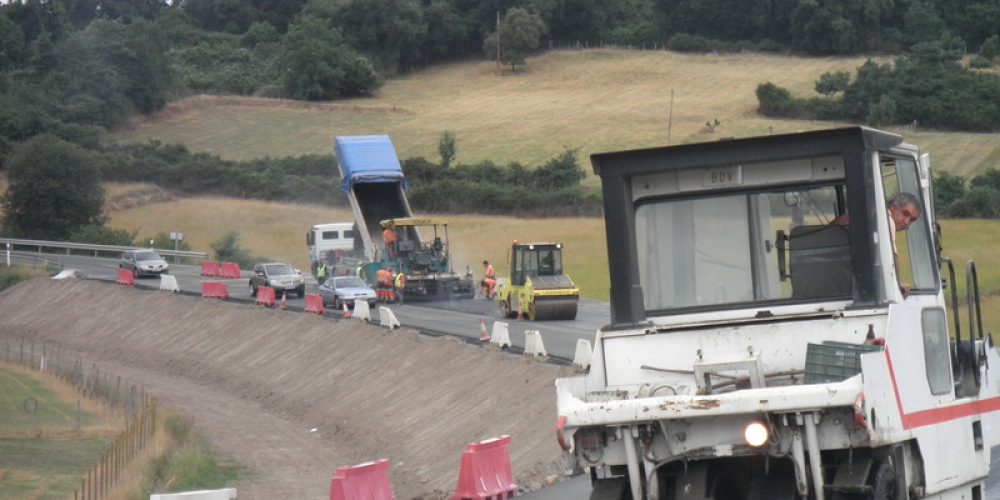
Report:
555,127,998,499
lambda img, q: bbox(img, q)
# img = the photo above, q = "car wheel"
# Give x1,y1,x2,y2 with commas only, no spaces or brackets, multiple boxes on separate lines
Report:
250,282,257,297
296,286,305,298
132,268,139,279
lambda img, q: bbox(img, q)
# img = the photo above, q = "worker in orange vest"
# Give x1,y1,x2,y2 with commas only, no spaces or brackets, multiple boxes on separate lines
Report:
375,267,394,302
480,260,496,299
382,227,398,259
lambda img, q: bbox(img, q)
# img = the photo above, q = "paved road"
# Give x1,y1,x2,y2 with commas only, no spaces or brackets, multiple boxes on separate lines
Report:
24,252,1000,498
28,252,608,360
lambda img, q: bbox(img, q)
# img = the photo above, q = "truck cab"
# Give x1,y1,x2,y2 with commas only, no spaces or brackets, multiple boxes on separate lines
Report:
557,127,998,499
306,222,359,275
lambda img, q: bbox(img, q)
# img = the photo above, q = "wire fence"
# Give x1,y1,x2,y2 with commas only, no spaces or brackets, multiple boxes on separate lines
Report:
2,337,157,500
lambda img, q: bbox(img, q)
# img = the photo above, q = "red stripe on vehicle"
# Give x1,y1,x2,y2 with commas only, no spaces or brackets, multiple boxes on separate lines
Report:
884,348,1000,429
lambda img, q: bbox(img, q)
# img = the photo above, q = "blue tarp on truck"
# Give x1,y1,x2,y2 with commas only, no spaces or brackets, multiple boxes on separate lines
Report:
334,135,406,193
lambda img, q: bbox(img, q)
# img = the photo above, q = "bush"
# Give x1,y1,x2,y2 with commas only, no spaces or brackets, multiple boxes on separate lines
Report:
934,171,966,212
209,231,255,268
947,187,1000,218
755,82,794,116
666,33,715,53
69,225,138,246
969,54,991,69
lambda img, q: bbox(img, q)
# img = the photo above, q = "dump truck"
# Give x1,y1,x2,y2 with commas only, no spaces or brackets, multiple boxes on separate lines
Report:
362,217,475,301
556,127,999,499
334,135,473,301
496,241,579,320
334,135,414,262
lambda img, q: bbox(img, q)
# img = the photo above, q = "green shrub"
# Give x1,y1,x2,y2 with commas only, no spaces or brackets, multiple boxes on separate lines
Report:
969,54,991,69
666,33,715,53
947,187,1000,218
755,82,794,116
69,225,137,246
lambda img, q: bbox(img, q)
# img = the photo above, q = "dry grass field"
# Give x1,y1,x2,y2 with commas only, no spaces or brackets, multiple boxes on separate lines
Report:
117,49,1000,177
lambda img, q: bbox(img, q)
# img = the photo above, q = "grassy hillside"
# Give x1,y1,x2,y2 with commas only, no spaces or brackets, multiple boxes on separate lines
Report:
118,49,1000,177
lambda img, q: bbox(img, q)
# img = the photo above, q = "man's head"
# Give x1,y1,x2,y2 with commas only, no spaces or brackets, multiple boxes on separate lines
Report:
483,260,489,267
888,191,922,231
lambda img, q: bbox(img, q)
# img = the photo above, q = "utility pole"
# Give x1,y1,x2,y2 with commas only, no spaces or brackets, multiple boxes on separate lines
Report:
496,10,501,69
667,89,675,145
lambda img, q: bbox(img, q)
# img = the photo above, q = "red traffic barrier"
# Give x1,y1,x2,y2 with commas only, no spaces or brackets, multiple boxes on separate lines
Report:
116,268,135,286
256,286,276,306
304,294,325,315
200,261,221,277
201,281,229,300
330,459,393,500
219,262,241,279
452,435,517,499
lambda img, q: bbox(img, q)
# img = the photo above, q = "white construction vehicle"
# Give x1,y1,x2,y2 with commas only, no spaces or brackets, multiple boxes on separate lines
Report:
555,127,998,499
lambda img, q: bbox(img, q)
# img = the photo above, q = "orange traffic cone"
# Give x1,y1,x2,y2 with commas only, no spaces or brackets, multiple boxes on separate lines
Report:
342,301,352,319
280,291,287,310
479,319,491,341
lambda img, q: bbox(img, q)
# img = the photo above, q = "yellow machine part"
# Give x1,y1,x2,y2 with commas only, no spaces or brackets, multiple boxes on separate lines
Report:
516,276,579,321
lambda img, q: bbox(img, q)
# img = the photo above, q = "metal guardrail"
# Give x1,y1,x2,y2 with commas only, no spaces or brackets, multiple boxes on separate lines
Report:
0,238,208,260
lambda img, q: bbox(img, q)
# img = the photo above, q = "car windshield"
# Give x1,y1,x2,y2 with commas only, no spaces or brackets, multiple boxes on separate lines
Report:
264,264,294,275
635,184,850,312
135,252,161,261
333,277,367,288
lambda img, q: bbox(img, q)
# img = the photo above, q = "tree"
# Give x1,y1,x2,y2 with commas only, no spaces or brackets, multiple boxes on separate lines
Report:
2,134,104,240
981,34,1000,62
279,17,381,99
0,13,27,70
438,130,456,168
902,0,945,47
210,230,254,268
815,70,850,97
325,0,429,71
483,7,546,71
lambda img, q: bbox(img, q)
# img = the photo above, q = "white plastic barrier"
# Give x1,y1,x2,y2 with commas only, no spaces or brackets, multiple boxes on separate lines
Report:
51,269,79,280
379,306,400,330
490,321,511,349
353,300,371,322
573,339,594,369
523,330,547,357
150,488,237,500
159,274,180,293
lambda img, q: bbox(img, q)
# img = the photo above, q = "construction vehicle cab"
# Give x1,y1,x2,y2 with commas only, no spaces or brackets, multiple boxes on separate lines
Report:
497,241,579,321
361,217,474,301
556,127,998,499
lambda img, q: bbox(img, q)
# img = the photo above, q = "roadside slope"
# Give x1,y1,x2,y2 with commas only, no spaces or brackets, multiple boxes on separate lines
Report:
0,279,570,498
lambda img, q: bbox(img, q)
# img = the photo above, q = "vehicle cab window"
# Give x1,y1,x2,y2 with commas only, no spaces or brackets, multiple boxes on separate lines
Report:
879,156,938,295
635,181,850,311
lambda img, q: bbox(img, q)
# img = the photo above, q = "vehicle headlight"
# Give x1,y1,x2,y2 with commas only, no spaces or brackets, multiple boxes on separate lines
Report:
744,421,769,447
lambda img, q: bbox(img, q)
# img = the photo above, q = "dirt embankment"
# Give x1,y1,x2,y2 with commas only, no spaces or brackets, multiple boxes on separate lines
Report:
0,279,571,498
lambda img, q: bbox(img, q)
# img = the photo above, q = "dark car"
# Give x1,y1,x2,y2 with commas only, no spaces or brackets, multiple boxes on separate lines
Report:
317,275,377,309
119,250,170,278
249,262,305,298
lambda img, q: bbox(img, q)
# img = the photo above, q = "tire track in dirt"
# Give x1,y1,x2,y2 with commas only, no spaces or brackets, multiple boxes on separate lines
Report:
0,279,570,498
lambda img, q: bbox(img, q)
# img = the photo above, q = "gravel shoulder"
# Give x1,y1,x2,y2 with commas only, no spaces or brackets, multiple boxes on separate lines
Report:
0,279,571,498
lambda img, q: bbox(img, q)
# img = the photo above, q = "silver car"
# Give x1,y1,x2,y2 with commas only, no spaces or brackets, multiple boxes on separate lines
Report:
119,250,170,278
249,262,305,298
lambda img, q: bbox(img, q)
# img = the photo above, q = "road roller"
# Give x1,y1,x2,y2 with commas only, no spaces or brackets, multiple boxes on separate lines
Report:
497,241,579,321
